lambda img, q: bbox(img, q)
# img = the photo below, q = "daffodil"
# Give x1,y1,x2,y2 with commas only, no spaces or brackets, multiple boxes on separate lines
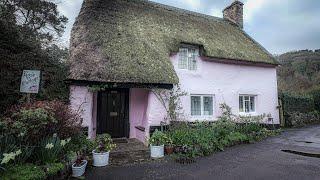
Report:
60,140,66,147
45,143,54,149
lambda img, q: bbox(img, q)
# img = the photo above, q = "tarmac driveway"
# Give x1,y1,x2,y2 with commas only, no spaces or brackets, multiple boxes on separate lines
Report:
86,126,320,180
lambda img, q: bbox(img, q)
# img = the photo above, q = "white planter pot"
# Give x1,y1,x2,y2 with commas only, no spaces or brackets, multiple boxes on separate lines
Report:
92,150,110,167
150,145,164,158
72,160,87,177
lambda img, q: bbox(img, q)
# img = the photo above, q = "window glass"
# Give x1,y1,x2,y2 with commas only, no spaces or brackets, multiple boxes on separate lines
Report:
239,96,244,112
179,48,188,69
203,96,213,115
239,95,256,113
250,96,255,112
179,47,198,70
191,96,201,116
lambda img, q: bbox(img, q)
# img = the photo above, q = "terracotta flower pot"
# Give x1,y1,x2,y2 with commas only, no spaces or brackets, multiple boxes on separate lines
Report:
165,146,174,155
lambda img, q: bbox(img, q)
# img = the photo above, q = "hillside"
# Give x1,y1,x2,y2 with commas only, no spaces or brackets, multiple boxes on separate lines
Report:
277,49,320,93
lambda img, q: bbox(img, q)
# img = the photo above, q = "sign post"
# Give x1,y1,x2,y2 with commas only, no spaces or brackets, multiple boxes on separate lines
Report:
20,70,41,102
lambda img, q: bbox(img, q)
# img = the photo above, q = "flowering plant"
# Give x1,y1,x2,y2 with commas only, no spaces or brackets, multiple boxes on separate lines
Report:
149,130,168,146
94,134,116,153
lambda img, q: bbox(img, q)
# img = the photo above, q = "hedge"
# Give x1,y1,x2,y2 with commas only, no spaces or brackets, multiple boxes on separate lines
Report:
279,92,315,114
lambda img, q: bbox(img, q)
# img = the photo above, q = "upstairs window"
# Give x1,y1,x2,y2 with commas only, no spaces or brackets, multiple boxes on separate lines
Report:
239,95,256,113
179,47,198,70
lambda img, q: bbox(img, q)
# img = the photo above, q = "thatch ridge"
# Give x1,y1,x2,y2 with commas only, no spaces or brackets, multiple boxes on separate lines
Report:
69,0,277,84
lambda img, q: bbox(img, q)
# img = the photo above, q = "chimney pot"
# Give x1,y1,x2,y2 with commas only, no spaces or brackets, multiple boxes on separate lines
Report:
223,1,244,28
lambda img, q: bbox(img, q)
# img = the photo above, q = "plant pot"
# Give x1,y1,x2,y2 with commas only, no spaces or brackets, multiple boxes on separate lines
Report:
92,150,110,167
165,146,174,155
72,160,87,177
150,144,164,158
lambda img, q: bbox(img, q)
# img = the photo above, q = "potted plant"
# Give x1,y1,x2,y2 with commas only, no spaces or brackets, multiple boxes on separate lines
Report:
72,153,87,177
92,134,116,167
164,136,174,155
149,130,167,158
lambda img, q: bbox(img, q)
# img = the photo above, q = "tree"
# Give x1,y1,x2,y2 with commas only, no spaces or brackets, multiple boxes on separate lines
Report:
0,0,69,113
1,0,67,43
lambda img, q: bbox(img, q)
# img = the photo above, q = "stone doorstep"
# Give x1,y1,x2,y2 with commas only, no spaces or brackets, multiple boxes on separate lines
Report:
109,138,151,166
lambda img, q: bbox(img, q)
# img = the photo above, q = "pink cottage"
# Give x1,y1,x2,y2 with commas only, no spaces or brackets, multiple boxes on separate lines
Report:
67,0,280,143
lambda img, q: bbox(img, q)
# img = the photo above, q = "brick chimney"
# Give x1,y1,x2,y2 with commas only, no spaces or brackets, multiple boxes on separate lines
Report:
223,1,244,28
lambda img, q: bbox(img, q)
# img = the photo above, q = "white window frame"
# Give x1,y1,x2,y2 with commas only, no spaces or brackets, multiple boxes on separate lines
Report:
239,95,256,115
178,47,199,71
190,94,214,117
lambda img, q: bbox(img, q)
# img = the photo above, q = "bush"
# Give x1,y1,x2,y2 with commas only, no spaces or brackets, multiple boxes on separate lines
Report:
280,92,315,114
149,130,168,146
287,111,320,127
34,135,66,164
1,164,46,180
65,133,96,156
94,134,116,153
2,100,82,144
44,163,65,176
167,104,280,160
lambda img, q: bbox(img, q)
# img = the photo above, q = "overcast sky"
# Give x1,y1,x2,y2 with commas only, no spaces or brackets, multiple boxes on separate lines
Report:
57,0,320,54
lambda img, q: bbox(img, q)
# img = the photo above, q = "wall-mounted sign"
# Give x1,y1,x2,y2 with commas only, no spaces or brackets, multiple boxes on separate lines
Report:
20,70,41,94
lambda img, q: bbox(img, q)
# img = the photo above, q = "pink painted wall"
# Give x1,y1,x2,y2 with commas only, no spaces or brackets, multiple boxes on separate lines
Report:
168,54,280,124
69,86,97,139
129,88,149,143
69,53,280,144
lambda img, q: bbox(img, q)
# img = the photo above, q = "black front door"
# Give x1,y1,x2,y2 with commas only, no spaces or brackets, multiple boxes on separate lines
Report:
97,89,129,138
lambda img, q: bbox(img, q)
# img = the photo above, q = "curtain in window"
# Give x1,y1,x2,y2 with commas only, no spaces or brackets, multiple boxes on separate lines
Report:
203,96,213,115
191,96,201,116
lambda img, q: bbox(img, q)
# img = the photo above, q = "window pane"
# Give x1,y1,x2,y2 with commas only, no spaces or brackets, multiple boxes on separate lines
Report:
188,49,197,70
179,48,188,69
245,99,250,112
250,96,255,112
203,96,213,115
191,96,201,116
239,96,244,112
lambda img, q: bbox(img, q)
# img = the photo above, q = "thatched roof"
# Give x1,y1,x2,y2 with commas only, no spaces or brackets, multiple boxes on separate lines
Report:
68,0,278,84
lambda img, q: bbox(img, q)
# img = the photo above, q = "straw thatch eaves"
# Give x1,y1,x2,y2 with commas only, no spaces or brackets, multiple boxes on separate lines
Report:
68,0,278,85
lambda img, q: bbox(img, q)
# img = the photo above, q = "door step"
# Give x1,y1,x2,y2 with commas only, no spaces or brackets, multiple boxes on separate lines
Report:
112,138,128,144
110,139,150,166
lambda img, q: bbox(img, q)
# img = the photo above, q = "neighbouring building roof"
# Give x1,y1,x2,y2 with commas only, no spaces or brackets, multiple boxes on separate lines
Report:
68,0,278,85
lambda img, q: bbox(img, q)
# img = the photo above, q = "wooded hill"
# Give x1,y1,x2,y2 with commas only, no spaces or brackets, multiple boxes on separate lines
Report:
277,49,320,93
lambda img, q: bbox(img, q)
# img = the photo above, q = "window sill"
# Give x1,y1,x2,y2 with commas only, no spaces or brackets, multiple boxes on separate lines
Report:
239,112,257,116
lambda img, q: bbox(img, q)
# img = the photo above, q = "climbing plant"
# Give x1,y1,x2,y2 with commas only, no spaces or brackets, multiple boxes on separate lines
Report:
151,84,187,123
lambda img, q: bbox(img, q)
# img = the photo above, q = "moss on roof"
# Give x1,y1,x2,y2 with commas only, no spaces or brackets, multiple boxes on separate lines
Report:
69,0,278,84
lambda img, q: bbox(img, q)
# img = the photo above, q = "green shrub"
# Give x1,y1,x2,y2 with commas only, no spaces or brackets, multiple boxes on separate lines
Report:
308,87,320,112
66,133,96,156
287,111,320,127
149,130,168,146
95,134,116,153
0,164,46,180
34,135,66,164
280,92,315,113
168,104,280,159
44,162,65,176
